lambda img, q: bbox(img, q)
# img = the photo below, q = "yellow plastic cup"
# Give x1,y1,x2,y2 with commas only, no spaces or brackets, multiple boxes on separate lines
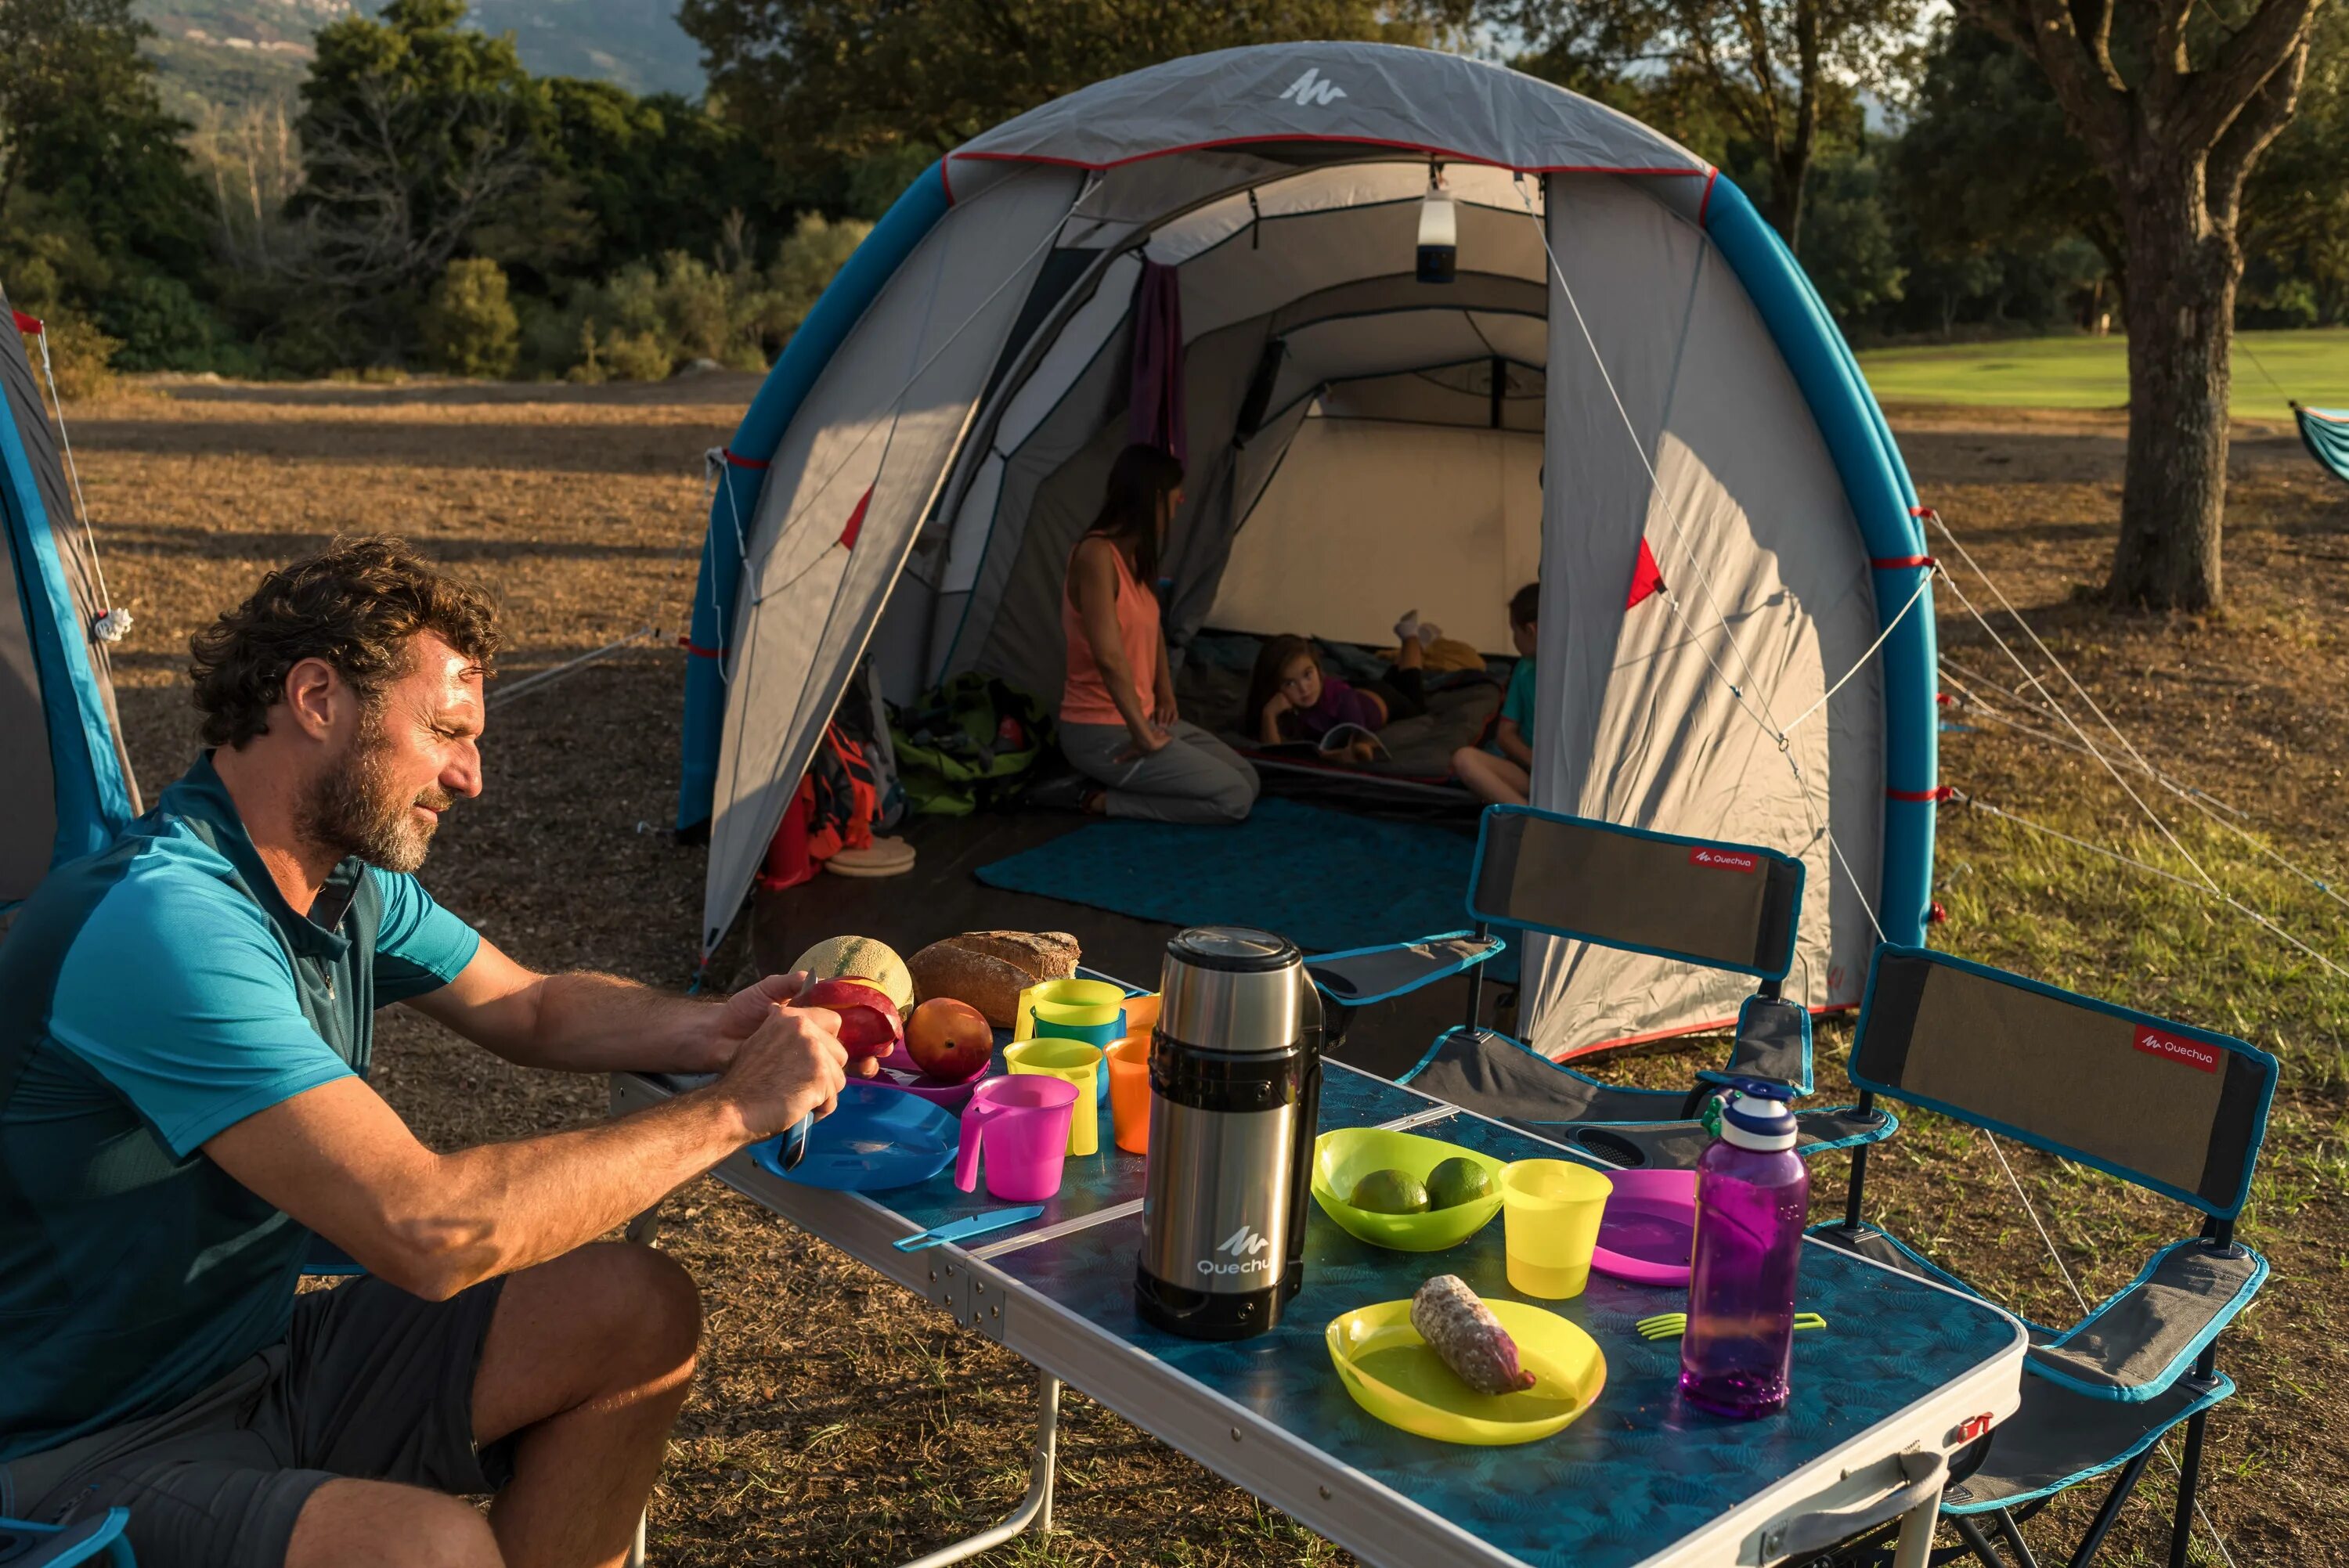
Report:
1499,1159,1614,1299
1012,979,1128,1042
1005,1037,1103,1156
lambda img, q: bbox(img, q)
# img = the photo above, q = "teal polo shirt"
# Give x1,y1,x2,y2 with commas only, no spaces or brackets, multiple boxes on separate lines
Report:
0,753,480,1461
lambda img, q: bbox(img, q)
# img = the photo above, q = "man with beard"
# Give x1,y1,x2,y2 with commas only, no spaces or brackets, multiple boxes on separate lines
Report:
0,538,861,1568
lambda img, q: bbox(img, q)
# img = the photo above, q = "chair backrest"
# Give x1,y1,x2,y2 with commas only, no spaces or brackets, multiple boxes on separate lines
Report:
1852,945,2276,1218
1467,806,1803,981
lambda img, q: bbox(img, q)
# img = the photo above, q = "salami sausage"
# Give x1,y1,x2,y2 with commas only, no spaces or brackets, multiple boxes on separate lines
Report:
1410,1274,1536,1396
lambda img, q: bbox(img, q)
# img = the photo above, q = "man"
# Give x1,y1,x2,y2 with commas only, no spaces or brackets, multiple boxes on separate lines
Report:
0,537,860,1568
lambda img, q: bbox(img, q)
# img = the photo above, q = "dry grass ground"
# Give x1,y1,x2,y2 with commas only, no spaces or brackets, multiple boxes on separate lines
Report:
63,376,2349,1566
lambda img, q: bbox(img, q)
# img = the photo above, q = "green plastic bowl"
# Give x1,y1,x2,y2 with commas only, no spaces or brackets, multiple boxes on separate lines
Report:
1312,1127,1509,1252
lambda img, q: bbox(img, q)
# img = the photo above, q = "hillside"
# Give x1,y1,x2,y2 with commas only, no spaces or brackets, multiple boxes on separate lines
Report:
137,0,705,116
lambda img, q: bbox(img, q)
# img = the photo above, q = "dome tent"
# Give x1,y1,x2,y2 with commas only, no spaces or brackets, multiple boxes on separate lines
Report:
2,293,139,912
677,42,1939,1056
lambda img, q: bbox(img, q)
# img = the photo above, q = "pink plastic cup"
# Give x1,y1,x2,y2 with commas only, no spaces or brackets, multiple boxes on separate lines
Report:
954,1075,1078,1202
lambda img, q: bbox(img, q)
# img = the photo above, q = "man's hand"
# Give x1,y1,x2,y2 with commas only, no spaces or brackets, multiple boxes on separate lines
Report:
704,970,810,1072
713,1002,851,1138
1119,726,1172,762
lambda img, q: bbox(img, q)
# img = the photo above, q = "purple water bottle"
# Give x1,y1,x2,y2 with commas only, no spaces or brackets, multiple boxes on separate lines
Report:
1680,1080,1808,1418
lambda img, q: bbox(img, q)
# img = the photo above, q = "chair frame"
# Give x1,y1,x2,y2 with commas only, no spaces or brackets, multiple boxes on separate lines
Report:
1828,944,2276,1568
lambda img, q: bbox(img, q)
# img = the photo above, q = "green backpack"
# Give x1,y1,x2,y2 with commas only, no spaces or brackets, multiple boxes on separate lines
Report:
888,673,1055,816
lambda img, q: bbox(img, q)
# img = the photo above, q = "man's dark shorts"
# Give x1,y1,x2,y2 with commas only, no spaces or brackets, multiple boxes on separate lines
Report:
0,1276,511,1568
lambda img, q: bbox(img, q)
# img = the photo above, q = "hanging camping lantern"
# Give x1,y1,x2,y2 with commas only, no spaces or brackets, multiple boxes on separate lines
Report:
1416,166,1456,284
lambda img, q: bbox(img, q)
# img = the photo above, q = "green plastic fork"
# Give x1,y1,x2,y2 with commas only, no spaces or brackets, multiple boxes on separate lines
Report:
1634,1311,1827,1341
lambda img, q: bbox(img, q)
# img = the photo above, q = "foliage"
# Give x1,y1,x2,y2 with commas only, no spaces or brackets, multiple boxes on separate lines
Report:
421,255,520,376
546,214,875,380
1498,0,1925,245
288,0,555,352
2241,2,2349,326
0,0,210,269
96,274,238,373
1792,146,1903,319
15,313,120,400
680,0,1474,196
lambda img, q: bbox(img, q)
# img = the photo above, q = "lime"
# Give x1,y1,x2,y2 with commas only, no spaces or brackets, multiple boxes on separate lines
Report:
1349,1168,1431,1214
1425,1156,1493,1210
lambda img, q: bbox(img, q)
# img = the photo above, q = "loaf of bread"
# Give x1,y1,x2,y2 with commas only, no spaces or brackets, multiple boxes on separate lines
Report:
907,931,1081,1026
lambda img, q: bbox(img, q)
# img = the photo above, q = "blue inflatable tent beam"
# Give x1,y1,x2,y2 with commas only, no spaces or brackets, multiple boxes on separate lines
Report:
677,161,954,834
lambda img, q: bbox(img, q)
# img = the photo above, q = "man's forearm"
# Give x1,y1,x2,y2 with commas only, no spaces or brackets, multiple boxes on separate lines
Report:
511,970,726,1074
395,1084,749,1298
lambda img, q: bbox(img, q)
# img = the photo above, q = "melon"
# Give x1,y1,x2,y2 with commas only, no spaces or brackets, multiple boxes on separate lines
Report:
790,935,914,1013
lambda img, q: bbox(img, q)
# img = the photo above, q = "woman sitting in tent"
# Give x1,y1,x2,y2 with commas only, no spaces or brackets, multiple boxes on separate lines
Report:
1052,444,1260,824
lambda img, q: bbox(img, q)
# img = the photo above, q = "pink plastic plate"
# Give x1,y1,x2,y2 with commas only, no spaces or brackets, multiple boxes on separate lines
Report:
868,1044,998,1112
1589,1169,1698,1285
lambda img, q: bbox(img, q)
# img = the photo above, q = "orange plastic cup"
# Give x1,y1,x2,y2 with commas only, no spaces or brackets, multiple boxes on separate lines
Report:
1106,1035,1153,1155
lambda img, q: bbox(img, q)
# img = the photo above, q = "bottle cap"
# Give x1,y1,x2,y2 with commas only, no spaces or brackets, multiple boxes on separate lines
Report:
1719,1079,1798,1152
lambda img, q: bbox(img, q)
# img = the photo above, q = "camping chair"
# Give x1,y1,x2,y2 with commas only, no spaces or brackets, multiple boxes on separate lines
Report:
1306,804,1895,1169
1817,944,2276,1568
0,1512,133,1568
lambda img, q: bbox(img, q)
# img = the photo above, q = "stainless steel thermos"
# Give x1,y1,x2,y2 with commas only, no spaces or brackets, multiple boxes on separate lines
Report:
1135,925,1323,1339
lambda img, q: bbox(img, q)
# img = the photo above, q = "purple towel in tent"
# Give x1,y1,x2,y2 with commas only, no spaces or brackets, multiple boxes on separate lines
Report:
1127,261,1186,463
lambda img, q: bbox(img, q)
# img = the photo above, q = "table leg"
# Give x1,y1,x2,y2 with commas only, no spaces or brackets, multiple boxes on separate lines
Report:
1891,1491,1942,1568
897,1371,1062,1568
623,1204,662,1568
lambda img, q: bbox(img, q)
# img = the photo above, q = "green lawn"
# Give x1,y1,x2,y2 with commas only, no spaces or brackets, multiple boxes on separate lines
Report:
1855,329,2349,420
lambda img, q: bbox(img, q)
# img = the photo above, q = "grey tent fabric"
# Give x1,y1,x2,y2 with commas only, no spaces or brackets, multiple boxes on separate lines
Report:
957,42,1707,177
2,294,139,907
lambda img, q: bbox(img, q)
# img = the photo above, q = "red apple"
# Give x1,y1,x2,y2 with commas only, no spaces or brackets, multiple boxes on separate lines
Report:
906,997,994,1084
799,976,904,1060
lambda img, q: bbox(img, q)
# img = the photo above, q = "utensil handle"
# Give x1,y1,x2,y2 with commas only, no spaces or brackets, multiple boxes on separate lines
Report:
955,1099,1005,1193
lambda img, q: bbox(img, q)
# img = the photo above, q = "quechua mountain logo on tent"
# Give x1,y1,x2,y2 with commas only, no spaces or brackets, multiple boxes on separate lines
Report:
1278,68,1348,107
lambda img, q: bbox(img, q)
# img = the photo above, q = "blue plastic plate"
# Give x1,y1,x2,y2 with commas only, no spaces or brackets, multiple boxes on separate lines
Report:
749,1083,959,1192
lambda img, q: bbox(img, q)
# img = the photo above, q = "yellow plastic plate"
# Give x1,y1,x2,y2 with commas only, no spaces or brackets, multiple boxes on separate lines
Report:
1312,1128,1507,1252
1326,1296,1607,1446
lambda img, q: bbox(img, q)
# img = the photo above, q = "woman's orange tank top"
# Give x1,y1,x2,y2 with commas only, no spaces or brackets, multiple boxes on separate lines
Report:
1060,539,1162,726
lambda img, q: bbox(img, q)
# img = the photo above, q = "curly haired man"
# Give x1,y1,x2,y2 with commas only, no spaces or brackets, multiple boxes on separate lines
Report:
0,537,862,1568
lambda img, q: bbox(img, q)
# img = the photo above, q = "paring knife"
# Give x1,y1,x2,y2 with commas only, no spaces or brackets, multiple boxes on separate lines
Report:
892,1205,1047,1251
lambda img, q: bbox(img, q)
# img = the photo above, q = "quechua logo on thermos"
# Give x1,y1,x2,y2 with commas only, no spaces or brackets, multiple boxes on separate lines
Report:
1200,1224,1276,1276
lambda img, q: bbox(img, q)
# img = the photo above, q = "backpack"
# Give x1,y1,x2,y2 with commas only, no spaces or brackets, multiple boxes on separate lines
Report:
888,673,1053,816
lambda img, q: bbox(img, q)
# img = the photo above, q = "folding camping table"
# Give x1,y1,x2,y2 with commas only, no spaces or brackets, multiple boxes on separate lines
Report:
613,1052,2025,1568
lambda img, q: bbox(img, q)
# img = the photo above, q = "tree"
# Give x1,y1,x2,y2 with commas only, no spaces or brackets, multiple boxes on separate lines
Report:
2240,2,2349,323
0,0,207,276
422,256,520,375
1494,0,1925,246
1958,0,2327,610
290,0,553,346
679,0,1471,190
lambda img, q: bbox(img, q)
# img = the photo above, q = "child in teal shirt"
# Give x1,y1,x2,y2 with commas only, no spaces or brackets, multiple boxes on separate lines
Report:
1454,581,1539,805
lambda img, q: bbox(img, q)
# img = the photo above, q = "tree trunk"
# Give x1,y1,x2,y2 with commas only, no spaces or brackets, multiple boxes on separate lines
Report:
2106,173,2238,611
1767,145,1810,248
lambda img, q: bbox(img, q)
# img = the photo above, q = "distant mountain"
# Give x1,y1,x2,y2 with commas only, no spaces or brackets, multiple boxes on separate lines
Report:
138,0,705,116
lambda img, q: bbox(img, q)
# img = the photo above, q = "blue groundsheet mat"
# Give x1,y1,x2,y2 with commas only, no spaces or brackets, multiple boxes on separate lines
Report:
976,798,1518,983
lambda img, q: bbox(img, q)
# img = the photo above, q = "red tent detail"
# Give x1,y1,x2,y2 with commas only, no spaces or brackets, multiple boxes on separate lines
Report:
1626,537,1666,607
